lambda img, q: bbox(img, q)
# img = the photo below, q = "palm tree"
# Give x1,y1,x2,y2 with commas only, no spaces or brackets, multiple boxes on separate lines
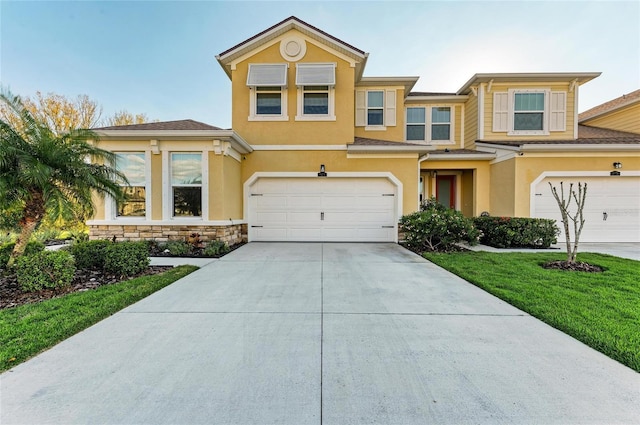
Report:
0,89,125,268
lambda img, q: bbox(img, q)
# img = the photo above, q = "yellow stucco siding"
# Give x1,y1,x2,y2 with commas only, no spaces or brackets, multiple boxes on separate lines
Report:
581,103,640,134
483,82,575,141
231,31,355,145
490,158,516,216
222,155,243,219
241,150,419,215
150,154,163,220
464,94,478,148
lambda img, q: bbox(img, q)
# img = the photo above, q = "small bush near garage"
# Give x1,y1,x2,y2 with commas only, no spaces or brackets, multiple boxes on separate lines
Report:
104,241,150,277
0,241,45,269
16,250,75,292
69,240,111,270
400,198,480,252
203,240,230,256
474,216,559,248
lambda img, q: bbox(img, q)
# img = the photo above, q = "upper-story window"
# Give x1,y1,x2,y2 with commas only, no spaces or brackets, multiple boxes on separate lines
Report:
295,63,336,121
247,63,288,121
514,93,544,131
355,89,397,129
405,106,453,143
367,91,384,126
431,107,451,140
114,152,147,218
493,89,566,135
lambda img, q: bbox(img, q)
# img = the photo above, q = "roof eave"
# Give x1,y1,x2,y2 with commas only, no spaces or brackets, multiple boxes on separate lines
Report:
456,72,602,95
579,98,640,123
521,143,640,152
95,130,254,153
423,153,496,160
405,95,469,104
347,145,433,154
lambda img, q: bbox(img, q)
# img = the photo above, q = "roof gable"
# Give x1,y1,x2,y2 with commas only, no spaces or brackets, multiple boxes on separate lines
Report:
216,16,368,80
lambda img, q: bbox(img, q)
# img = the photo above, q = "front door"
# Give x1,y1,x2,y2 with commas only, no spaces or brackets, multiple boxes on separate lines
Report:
436,175,456,209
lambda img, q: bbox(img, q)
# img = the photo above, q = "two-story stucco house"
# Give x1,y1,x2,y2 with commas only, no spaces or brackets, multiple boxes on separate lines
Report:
88,16,640,244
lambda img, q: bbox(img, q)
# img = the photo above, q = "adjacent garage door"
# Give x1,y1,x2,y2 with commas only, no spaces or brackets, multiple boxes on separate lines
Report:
533,176,640,242
248,177,398,242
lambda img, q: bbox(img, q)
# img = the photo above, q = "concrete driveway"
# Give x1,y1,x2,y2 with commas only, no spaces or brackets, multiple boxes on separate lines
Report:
2,243,639,424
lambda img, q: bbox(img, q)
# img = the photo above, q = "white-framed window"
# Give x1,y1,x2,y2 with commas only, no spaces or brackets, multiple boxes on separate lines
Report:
406,107,426,141
295,63,336,121
113,152,149,218
355,89,397,129
247,63,288,121
493,89,565,135
405,106,454,143
431,107,451,141
170,153,202,218
367,91,384,126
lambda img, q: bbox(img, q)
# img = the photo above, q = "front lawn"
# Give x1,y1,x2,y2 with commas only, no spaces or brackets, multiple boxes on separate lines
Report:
423,251,640,372
0,265,198,372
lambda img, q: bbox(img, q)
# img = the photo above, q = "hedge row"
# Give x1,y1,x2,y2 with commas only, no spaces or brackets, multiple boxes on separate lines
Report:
473,216,558,248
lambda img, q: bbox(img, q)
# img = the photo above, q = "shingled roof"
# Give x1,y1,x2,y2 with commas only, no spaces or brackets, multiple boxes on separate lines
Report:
94,119,223,131
579,89,640,122
478,125,640,147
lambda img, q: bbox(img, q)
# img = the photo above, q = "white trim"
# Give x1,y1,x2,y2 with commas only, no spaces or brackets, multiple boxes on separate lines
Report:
164,151,207,220
252,144,348,151
406,95,469,103
529,170,640,217
574,88,579,139
295,84,336,121
478,84,485,139
280,36,306,62
248,86,288,121
521,144,640,152
507,88,550,136
347,153,417,159
243,172,404,242
460,104,465,149
365,125,387,131
425,153,496,161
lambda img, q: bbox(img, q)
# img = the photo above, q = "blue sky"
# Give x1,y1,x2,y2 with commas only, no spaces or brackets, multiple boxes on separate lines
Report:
2,1,638,128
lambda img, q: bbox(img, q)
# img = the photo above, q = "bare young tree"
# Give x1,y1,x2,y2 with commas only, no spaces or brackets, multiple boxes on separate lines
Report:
549,182,587,263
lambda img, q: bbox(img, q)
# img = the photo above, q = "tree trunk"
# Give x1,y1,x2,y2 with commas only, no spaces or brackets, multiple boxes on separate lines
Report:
6,190,46,268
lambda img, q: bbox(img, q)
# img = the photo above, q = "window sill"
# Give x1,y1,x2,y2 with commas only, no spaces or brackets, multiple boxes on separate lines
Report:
507,130,549,136
295,115,336,122
248,115,289,122
365,125,387,131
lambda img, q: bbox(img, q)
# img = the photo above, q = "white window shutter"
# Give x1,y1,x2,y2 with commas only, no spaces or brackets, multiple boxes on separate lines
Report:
355,90,366,127
550,91,566,131
385,89,396,127
296,63,335,86
493,92,509,132
246,64,288,87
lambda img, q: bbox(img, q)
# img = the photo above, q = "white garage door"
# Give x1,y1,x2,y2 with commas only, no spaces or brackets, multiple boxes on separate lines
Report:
533,176,640,242
248,177,398,242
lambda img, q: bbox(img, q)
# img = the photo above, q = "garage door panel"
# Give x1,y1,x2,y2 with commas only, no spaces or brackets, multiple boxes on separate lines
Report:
534,176,639,242
249,177,398,242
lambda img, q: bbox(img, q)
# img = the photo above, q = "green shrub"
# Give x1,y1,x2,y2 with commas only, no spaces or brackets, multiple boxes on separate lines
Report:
203,240,230,256
164,240,191,256
400,198,480,252
0,241,45,268
104,241,150,277
473,216,559,248
70,240,112,270
16,250,75,292
32,228,62,244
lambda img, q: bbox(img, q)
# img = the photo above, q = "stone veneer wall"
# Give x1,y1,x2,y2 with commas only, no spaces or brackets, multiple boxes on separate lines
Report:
89,224,247,246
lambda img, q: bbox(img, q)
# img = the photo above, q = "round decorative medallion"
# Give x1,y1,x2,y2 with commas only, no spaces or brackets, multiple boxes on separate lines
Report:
280,36,306,61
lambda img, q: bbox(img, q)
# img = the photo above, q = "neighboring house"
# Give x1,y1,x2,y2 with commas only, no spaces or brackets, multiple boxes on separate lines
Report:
89,16,640,244
578,89,640,134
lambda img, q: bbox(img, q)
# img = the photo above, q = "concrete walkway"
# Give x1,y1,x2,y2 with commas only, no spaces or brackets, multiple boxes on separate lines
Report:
466,242,640,261
2,243,639,424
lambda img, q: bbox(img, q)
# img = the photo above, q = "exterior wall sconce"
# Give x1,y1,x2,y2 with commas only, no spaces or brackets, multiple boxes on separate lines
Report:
318,164,327,177
613,162,622,169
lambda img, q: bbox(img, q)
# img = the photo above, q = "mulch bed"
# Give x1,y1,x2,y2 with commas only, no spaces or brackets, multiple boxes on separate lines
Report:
148,241,246,258
0,266,173,310
542,260,603,272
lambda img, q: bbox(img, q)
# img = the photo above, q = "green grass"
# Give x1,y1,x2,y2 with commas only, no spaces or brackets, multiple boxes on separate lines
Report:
0,265,198,372
423,251,640,372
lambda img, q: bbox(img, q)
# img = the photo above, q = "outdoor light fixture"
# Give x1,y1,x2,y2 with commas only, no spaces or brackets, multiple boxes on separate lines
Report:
613,162,622,169
318,164,327,177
